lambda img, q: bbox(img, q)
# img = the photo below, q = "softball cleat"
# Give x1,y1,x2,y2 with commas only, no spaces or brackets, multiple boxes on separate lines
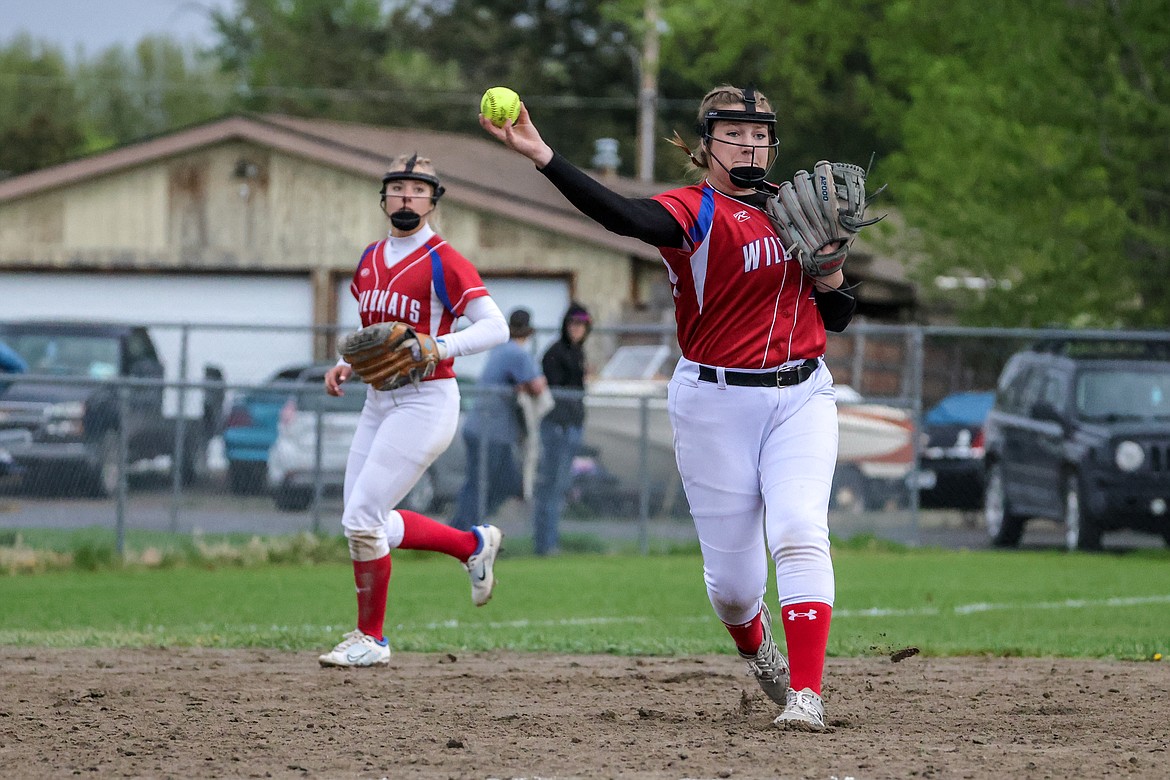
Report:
774,687,826,731
739,603,790,705
318,629,391,668
465,524,502,606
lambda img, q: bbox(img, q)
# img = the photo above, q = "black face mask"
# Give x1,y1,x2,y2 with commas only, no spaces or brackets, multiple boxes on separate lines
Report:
389,208,421,231
728,165,768,189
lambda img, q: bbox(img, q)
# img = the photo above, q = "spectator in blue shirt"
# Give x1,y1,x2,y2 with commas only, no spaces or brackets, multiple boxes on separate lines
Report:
451,308,547,530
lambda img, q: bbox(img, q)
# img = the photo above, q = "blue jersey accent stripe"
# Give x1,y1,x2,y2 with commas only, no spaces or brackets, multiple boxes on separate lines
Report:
687,186,716,246
428,240,454,314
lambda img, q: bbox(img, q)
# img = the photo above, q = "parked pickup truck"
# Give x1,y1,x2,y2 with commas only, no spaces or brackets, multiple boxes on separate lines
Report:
0,321,223,496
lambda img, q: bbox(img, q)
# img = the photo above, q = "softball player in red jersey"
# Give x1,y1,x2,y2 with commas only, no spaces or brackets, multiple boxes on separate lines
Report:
482,86,855,729
318,154,509,668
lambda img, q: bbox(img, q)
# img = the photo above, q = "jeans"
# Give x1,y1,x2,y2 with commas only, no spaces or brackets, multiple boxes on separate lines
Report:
530,420,583,555
451,431,522,531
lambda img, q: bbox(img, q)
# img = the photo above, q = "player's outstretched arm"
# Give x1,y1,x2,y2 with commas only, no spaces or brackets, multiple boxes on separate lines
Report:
479,104,554,168
479,99,681,248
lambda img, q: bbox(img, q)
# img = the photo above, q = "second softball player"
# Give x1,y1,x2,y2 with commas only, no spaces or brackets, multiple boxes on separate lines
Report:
318,154,509,668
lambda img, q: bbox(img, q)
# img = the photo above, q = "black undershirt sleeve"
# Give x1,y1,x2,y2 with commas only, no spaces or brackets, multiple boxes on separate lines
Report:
540,150,857,332
814,284,858,332
538,152,685,248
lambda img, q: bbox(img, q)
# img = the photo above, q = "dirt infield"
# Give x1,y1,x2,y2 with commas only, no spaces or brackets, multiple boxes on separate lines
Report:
1,648,1166,779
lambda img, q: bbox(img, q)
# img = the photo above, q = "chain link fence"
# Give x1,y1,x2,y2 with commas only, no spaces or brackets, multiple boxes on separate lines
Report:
2,320,1167,554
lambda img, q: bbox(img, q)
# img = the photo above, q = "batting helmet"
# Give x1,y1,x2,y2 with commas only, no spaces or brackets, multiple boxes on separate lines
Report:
379,153,446,203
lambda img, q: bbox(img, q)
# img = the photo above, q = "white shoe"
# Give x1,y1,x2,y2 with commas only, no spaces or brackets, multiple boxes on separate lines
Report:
465,524,502,606
738,603,790,706
318,630,390,668
774,687,826,731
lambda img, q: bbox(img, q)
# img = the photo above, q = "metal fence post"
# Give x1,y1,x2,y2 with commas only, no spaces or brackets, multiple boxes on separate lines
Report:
115,385,130,558
169,325,190,533
311,396,325,535
637,395,650,555
907,326,925,546
477,418,489,523
851,326,867,392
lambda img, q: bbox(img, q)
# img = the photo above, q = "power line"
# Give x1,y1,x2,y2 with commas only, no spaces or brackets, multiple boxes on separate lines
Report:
0,70,698,110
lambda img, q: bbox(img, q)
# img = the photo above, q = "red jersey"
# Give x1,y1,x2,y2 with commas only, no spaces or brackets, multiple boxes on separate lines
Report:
349,231,488,380
652,183,827,369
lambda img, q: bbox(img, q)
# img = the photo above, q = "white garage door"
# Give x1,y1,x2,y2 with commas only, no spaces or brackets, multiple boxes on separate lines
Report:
336,275,570,379
0,272,316,411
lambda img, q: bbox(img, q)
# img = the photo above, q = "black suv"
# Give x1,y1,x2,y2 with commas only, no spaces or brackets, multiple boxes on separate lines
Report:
982,338,1170,550
0,321,222,496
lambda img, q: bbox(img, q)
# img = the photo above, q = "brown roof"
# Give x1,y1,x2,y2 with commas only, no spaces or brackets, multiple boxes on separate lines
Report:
0,113,666,261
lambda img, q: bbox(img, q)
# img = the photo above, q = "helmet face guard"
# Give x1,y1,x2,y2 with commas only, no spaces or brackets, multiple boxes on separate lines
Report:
697,87,779,188
379,153,446,204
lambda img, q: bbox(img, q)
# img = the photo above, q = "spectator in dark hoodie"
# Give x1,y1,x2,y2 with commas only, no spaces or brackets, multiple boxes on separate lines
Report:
530,303,592,555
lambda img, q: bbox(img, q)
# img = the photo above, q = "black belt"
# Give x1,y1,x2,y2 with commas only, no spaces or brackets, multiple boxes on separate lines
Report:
698,358,819,388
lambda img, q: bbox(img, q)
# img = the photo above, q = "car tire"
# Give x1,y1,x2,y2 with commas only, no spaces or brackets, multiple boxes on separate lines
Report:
274,485,312,512
400,469,436,514
830,465,868,514
984,463,1024,548
1063,473,1102,552
85,431,121,498
227,461,266,495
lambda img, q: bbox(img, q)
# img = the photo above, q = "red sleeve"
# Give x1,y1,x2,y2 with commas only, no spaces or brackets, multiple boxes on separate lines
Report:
350,241,379,299
438,247,489,316
651,187,702,251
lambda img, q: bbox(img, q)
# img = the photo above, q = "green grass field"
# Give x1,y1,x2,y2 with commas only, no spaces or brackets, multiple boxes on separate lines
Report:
1,529,1167,660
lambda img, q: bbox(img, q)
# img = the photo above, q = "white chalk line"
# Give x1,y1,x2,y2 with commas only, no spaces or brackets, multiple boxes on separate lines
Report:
413,593,1170,631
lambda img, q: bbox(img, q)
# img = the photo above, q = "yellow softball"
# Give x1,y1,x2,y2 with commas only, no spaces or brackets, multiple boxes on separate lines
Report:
1155,653,1163,661
481,87,521,127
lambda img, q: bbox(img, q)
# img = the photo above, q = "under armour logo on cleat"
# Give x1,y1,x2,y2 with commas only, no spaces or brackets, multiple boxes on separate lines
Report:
787,609,818,621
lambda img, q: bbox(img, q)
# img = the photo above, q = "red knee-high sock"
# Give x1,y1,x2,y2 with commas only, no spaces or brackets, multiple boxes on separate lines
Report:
353,554,392,641
780,601,832,694
724,608,765,655
398,509,479,561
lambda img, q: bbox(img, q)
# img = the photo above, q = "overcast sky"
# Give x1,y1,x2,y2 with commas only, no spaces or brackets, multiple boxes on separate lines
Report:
1,0,234,55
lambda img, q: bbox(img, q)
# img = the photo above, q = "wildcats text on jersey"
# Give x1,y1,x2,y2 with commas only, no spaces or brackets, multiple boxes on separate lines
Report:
357,289,421,323
742,236,792,273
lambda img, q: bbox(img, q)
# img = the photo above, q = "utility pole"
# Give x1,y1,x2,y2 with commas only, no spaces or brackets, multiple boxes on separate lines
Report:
636,0,660,183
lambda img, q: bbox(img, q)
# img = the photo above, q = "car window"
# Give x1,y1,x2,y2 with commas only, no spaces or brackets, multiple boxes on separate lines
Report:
242,364,321,405
997,362,1036,415
599,345,672,380
275,366,312,381
4,333,121,377
1076,367,1170,419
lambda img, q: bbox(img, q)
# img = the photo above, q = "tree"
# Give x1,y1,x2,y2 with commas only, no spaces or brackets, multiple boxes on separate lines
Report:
76,36,237,149
0,36,86,176
870,0,1170,327
386,0,641,171
210,0,467,128
652,0,890,180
